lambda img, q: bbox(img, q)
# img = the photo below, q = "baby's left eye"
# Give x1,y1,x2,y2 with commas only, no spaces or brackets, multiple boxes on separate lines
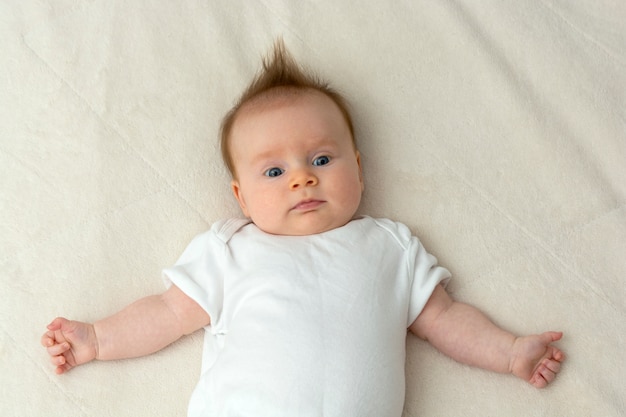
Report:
312,155,331,166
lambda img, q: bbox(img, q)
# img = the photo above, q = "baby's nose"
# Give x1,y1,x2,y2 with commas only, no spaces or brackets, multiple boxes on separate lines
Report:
289,170,319,190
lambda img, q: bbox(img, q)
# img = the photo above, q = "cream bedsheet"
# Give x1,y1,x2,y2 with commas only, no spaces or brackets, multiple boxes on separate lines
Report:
1,1,625,416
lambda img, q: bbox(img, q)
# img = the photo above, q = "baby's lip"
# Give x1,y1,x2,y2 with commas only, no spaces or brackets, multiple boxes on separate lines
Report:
291,199,325,211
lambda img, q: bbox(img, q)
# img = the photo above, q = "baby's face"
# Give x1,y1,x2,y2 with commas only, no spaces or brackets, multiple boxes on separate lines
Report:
229,90,363,236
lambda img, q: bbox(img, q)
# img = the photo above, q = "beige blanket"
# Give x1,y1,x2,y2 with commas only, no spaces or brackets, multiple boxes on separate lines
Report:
2,1,625,416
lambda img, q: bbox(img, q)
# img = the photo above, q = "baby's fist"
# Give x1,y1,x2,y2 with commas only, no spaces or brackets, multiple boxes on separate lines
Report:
510,331,565,388
41,317,98,374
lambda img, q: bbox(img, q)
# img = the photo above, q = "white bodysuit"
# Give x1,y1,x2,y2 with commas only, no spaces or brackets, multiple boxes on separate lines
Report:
163,216,450,417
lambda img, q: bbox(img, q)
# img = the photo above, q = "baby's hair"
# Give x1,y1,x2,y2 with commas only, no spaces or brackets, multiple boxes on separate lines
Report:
219,38,356,178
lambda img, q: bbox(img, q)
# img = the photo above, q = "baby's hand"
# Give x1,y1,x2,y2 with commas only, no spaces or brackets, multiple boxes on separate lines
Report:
509,331,565,388
41,317,98,374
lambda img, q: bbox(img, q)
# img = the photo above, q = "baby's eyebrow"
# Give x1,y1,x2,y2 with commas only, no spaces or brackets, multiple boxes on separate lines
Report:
251,137,339,164
305,136,340,152
250,149,279,166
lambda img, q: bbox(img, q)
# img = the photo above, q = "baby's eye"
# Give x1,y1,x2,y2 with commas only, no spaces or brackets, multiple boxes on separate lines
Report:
264,167,284,177
312,155,331,166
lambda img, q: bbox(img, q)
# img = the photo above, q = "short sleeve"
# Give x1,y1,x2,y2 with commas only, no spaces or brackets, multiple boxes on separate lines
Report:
162,224,229,328
406,236,451,327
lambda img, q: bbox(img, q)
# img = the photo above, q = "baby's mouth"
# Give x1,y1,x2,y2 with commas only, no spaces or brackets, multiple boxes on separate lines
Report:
291,199,325,211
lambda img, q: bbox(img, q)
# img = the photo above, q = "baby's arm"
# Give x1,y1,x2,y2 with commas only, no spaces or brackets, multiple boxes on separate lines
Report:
41,285,210,374
409,285,565,388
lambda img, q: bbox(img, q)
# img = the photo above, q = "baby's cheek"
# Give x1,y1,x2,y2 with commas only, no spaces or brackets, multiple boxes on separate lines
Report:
252,199,283,227
338,184,362,215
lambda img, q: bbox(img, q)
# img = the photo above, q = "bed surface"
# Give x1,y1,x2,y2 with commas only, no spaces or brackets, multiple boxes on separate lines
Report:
2,1,625,416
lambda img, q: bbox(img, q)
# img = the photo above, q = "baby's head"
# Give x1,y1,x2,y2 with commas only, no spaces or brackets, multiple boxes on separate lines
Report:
220,40,364,236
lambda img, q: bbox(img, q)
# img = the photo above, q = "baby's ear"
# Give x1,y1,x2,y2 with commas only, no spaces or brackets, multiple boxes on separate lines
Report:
231,180,250,217
356,151,365,191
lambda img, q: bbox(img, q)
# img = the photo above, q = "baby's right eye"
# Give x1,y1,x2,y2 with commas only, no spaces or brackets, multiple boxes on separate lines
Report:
264,167,284,177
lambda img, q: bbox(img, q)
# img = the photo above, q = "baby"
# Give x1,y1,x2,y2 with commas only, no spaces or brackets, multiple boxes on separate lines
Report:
42,41,565,416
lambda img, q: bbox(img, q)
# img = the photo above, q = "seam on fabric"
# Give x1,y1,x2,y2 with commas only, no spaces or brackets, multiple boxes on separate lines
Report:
22,28,211,227
539,0,626,68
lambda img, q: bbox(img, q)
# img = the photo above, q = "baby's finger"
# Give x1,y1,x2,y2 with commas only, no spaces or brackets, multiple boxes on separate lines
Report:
49,353,66,367
55,362,72,375
47,342,70,357
530,373,548,389
41,330,59,347
41,333,52,347
538,364,557,385
46,317,66,331
553,347,565,362
543,358,561,374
